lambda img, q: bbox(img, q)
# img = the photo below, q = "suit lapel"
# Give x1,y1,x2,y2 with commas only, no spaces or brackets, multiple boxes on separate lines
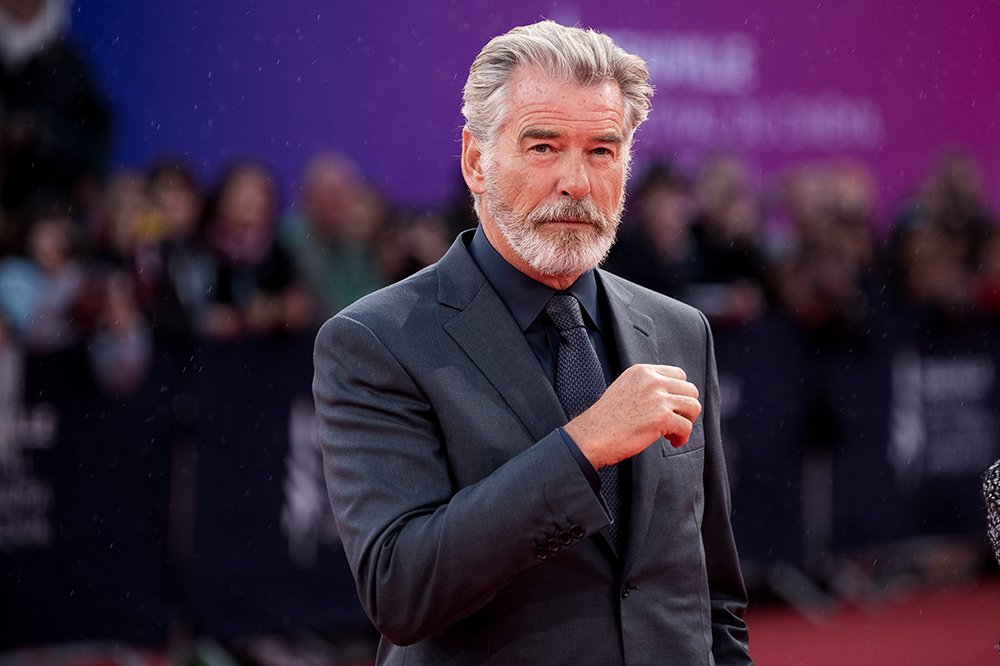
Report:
600,274,667,570
439,234,566,448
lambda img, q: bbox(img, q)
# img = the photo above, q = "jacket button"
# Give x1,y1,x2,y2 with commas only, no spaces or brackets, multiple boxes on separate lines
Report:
569,524,586,539
621,582,632,599
557,530,573,545
546,538,562,553
535,546,550,560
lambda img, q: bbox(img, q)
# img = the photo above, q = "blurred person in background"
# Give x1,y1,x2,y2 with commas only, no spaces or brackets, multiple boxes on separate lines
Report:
604,160,699,300
972,229,1000,315
922,150,994,262
686,153,767,327
75,169,156,394
887,151,995,326
0,0,111,226
134,158,213,344
280,153,385,320
888,206,974,324
201,159,312,340
86,169,155,271
85,267,152,396
372,208,450,285
0,200,86,353
767,161,880,347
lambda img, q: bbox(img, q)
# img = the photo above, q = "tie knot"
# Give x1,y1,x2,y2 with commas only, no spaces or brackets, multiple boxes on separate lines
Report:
545,293,586,332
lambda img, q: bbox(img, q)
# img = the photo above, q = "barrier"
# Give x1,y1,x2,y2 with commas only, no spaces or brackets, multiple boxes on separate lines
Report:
183,336,367,637
1,347,174,647
714,309,998,576
714,316,808,570
1,313,997,647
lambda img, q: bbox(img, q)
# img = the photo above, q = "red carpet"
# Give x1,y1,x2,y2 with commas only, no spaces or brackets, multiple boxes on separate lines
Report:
3,579,999,664
748,577,1000,665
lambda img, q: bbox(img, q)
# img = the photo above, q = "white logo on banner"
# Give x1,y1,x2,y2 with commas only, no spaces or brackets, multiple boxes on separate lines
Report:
0,344,57,552
280,394,340,568
613,30,758,94
889,350,997,488
609,29,885,152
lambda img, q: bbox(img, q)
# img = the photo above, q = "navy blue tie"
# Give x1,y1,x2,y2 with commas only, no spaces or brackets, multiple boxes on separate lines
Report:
545,293,623,550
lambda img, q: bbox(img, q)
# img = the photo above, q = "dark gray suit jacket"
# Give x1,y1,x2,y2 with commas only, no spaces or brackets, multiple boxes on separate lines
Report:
313,231,751,664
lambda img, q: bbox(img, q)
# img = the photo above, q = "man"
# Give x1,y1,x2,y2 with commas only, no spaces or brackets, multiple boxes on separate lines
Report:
313,20,751,664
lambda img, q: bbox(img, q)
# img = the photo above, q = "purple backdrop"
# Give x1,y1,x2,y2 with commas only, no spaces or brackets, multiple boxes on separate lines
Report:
72,1,1000,223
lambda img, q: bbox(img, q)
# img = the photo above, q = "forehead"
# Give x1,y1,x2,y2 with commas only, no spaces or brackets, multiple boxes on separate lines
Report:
500,66,626,140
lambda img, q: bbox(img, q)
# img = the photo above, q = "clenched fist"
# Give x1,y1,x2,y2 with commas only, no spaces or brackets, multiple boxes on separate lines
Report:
564,364,702,470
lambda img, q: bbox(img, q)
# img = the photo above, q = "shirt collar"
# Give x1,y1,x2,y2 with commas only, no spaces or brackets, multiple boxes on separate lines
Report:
468,225,603,332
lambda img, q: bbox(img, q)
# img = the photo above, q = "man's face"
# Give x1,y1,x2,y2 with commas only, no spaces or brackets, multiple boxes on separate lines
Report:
467,67,629,285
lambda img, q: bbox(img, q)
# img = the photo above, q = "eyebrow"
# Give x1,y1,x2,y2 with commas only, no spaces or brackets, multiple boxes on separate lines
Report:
593,131,624,144
519,127,624,144
520,128,562,141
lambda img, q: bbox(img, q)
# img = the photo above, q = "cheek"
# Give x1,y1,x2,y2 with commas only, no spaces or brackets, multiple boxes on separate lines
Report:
496,170,545,212
612,168,627,204
594,171,625,209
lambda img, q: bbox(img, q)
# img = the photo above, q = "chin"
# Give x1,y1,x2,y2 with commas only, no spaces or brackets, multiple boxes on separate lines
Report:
523,233,615,278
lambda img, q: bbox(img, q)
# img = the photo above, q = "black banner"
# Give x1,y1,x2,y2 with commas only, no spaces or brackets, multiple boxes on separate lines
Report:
1,346,174,647
182,335,368,638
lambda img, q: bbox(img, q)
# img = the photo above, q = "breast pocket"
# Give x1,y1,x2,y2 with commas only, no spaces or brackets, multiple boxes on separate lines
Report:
660,421,705,458
645,422,707,563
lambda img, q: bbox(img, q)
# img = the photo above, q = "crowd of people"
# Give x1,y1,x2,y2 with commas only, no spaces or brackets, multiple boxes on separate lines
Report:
0,150,462,381
608,150,1000,344
1,144,999,398
2,142,997,391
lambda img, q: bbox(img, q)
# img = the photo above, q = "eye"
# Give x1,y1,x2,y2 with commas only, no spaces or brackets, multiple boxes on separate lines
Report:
529,144,551,154
592,146,614,157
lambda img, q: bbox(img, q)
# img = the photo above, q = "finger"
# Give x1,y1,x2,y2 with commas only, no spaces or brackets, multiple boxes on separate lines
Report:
663,412,695,448
662,377,699,400
652,365,687,381
668,395,702,423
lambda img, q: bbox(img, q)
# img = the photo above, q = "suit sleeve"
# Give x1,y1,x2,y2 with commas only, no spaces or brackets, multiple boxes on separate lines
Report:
312,313,610,646
698,312,753,663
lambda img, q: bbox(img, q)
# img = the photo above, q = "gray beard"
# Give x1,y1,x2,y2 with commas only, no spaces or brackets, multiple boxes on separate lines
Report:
485,180,624,278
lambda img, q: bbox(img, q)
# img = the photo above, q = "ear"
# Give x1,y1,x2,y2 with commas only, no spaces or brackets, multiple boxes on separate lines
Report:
461,127,487,196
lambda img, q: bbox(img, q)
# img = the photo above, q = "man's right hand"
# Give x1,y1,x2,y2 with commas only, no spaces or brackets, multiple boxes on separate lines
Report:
564,364,702,470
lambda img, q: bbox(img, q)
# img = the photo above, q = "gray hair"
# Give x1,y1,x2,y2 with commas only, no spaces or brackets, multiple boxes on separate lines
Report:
461,20,654,152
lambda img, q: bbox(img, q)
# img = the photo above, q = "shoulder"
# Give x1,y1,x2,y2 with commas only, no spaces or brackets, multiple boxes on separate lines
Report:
323,230,482,334
321,263,439,337
599,268,707,330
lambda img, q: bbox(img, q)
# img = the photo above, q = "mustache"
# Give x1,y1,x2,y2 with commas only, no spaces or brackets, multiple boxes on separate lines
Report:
527,197,609,229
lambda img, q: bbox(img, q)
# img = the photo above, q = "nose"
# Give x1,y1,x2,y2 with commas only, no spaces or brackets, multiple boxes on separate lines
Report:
558,154,591,201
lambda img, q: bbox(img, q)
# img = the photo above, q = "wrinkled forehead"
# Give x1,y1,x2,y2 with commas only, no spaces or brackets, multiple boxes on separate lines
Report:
497,67,626,136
